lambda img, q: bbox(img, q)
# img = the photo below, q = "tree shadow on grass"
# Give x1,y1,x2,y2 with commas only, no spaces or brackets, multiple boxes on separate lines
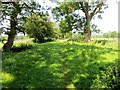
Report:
2,42,118,88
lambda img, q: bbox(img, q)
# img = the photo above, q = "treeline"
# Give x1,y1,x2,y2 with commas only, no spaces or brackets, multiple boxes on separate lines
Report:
93,31,119,38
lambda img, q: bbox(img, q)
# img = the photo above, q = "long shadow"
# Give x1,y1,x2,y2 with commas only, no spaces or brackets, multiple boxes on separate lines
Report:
2,41,118,88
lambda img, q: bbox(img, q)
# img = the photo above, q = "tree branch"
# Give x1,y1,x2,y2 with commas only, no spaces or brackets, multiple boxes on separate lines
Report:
79,2,86,14
2,1,15,4
16,26,25,35
79,2,90,21
1,27,10,30
90,2,104,19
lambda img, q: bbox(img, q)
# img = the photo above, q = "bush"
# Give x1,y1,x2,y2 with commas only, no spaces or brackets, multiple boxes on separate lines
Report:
23,13,54,43
15,36,25,40
10,44,33,52
44,37,55,42
95,40,108,45
68,33,84,42
33,37,55,43
91,60,120,89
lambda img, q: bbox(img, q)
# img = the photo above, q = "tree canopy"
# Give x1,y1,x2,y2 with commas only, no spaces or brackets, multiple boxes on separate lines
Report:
52,0,108,41
23,13,55,43
0,0,49,51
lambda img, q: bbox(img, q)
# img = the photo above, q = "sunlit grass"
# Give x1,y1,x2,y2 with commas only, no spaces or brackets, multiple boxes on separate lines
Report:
1,72,15,83
2,39,118,88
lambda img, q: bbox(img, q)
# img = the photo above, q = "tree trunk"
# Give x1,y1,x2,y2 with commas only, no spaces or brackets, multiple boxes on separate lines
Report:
84,31,91,42
3,3,18,51
84,16,91,42
3,35,15,52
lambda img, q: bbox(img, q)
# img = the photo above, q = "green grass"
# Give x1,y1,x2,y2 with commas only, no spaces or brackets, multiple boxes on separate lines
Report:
1,39,119,88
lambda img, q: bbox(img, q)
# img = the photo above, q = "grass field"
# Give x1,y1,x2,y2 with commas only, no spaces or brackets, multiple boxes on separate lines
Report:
1,38,119,88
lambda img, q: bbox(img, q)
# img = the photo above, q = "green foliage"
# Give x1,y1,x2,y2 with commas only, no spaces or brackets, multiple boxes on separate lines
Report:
15,36,28,40
0,36,7,43
103,32,110,38
10,44,33,52
92,35,102,38
58,14,83,38
110,31,118,38
95,40,108,45
53,28,62,39
1,0,49,51
52,1,108,41
68,33,84,42
102,31,118,38
23,13,54,43
91,24,101,33
0,0,44,33
91,60,120,89
92,38,118,50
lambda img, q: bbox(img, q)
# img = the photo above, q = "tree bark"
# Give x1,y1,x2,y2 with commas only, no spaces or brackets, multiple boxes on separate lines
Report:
3,35,15,52
84,31,91,42
84,16,91,42
3,3,18,51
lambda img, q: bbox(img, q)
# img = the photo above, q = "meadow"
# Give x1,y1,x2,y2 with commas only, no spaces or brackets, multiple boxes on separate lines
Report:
1,37,119,89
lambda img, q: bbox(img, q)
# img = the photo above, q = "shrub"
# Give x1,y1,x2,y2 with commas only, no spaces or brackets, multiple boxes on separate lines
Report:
15,36,25,40
23,13,54,43
68,33,84,42
91,60,120,89
44,37,55,42
95,40,108,45
33,37,55,43
10,44,33,52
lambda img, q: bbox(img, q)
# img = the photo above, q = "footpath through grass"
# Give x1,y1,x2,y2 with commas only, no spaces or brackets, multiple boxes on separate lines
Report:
1,40,119,88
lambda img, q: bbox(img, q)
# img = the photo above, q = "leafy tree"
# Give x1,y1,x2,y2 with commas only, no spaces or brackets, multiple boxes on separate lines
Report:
91,24,101,33
58,13,83,38
53,27,62,39
0,0,44,51
23,13,54,43
59,19,71,38
109,31,118,39
1,1,21,51
103,32,110,38
52,0,108,42
102,31,118,38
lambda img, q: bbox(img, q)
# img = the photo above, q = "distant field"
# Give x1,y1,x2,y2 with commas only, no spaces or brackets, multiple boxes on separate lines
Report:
91,38,118,40
1,38,119,88
0,37,118,48
91,38,118,49
0,38,34,48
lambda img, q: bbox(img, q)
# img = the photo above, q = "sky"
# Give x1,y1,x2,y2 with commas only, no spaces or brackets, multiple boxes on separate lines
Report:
93,0,118,33
36,0,118,33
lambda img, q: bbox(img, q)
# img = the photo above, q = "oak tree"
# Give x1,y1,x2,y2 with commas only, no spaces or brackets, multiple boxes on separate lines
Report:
0,0,42,51
52,0,108,41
